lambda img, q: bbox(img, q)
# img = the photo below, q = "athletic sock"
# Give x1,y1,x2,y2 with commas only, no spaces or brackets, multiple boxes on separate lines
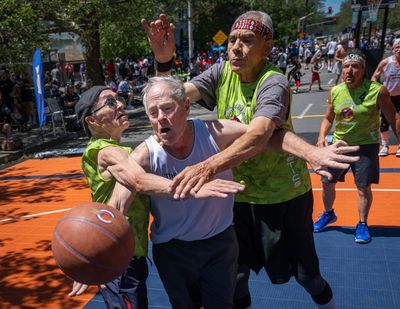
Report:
381,131,389,146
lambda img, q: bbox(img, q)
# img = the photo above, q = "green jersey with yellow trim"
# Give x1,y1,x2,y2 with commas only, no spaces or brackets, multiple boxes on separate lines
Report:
331,80,381,145
215,61,311,204
81,138,150,258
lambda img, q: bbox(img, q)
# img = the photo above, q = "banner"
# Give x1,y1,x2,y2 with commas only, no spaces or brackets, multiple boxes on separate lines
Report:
32,48,45,128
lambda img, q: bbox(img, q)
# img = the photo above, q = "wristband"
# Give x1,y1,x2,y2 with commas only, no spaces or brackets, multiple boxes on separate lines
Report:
155,57,174,72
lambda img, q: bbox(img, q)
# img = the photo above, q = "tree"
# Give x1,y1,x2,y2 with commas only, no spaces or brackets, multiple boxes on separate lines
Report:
0,0,49,65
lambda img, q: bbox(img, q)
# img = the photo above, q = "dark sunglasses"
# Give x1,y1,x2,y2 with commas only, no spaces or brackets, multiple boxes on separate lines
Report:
91,96,126,114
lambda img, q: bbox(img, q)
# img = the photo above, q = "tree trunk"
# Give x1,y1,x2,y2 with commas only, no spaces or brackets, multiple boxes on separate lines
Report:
85,28,103,86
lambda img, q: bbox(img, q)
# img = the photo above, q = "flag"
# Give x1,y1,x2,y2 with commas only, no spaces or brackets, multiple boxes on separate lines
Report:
32,48,45,128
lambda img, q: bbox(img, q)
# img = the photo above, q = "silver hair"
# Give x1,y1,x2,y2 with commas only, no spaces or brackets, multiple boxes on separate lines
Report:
142,76,186,111
393,38,400,47
233,11,273,36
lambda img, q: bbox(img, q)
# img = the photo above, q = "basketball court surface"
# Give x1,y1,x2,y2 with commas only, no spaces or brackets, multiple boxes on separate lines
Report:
1,153,399,308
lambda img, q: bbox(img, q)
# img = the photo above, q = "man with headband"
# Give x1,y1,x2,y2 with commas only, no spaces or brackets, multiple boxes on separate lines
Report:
372,38,400,157
314,49,398,243
140,11,356,308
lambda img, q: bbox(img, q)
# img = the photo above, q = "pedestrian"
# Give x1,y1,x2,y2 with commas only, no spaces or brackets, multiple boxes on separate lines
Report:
314,49,399,243
371,38,400,157
288,59,304,94
334,39,348,85
309,60,323,92
142,11,361,309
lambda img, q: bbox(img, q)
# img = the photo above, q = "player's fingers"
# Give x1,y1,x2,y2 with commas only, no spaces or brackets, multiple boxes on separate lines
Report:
314,168,333,181
140,18,150,34
333,154,360,163
335,145,360,154
192,177,207,194
180,177,200,199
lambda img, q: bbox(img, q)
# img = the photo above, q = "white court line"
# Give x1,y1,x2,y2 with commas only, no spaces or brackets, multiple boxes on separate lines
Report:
2,187,400,223
328,78,334,85
298,104,313,118
313,188,400,192
0,208,71,223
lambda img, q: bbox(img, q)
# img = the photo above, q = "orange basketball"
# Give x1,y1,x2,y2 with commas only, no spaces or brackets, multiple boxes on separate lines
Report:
52,202,134,285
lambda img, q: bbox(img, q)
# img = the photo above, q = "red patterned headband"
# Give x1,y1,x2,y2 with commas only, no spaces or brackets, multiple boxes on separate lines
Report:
231,19,273,40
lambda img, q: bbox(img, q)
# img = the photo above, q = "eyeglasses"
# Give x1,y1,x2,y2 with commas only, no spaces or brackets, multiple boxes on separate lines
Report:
91,96,126,114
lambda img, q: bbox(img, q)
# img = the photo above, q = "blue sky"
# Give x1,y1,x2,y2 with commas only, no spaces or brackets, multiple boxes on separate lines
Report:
324,0,345,14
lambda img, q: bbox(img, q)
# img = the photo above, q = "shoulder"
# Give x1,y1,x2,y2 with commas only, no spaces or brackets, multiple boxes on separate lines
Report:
131,142,151,171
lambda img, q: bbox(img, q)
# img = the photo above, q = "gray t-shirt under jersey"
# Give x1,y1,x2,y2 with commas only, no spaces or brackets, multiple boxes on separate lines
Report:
190,61,290,128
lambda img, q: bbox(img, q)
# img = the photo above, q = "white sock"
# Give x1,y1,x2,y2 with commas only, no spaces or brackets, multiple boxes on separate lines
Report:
381,131,389,146
316,296,336,309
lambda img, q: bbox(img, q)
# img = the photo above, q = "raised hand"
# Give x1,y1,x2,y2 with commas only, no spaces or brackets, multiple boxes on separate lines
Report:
170,161,215,199
141,14,176,63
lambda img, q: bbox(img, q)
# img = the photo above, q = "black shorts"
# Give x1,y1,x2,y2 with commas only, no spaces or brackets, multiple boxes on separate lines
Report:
233,190,321,284
328,54,335,60
322,144,379,187
380,95,400,132
152,226,238,309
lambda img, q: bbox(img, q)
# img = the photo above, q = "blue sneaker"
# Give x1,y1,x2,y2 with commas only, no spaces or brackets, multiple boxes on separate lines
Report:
314,210,337,232
355,222,371,244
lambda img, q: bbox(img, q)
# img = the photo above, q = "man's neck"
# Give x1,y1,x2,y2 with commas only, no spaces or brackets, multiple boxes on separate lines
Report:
238,59,266,83
163,121,194,159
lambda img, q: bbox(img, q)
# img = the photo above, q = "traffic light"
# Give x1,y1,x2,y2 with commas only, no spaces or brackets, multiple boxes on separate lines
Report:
328,6,332,14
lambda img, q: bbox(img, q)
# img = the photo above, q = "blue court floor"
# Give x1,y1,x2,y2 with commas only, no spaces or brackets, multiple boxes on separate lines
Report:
84,226,400,309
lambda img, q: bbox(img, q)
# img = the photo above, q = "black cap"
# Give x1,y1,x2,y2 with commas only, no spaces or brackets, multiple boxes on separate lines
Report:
75,85,109,136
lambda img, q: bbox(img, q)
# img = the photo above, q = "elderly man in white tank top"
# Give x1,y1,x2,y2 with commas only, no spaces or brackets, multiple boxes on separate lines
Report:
372,39,400,157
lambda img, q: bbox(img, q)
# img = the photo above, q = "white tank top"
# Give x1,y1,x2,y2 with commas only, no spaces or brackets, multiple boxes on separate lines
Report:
328,41,337,55
145,119,234,244
382,56,400,96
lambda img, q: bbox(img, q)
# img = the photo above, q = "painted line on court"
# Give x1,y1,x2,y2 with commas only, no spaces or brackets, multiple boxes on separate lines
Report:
328,78,334,85
292,114,325,119
298,104,313,118
0,208,71,223
0,173,84,181
312,188,400,192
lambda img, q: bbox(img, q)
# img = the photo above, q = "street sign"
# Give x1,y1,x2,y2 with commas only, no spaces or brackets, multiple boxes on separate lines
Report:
213,30,228,46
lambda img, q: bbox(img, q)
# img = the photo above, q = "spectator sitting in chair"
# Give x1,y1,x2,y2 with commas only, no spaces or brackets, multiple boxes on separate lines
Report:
63,84,80,114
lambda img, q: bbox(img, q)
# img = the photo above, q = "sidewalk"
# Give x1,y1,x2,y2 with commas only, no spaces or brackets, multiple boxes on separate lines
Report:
0,106,149,166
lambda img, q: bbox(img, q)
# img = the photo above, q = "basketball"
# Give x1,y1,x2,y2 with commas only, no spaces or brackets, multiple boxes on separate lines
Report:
51,202,135,285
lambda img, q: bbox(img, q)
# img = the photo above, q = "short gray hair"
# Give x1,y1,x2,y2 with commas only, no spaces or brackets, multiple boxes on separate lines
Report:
233,11,273,38
393,38,400,47
142,76,186,111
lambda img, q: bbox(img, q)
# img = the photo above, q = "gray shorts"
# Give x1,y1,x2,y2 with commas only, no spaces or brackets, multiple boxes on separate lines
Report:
322,143,380,187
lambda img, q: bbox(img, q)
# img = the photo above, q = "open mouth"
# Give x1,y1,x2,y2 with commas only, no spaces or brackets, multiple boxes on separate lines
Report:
117,114,126,119
160,128,170,134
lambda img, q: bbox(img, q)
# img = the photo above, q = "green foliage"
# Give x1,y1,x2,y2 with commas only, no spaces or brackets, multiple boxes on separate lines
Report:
0,0,49,64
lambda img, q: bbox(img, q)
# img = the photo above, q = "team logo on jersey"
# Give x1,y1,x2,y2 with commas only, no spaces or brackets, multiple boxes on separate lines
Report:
340,107,354,121
94,209,115,224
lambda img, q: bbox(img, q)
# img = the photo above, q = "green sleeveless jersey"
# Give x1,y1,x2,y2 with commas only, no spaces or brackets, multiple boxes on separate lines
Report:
81,138,150,257
331,80,381,145
216,61,311,204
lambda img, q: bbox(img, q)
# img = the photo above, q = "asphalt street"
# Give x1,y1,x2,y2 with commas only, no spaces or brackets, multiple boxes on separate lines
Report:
39,67,397,155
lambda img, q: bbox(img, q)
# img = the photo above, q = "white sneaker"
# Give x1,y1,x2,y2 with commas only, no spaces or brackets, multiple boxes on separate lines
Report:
379,145,389,157
396,147,400,157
